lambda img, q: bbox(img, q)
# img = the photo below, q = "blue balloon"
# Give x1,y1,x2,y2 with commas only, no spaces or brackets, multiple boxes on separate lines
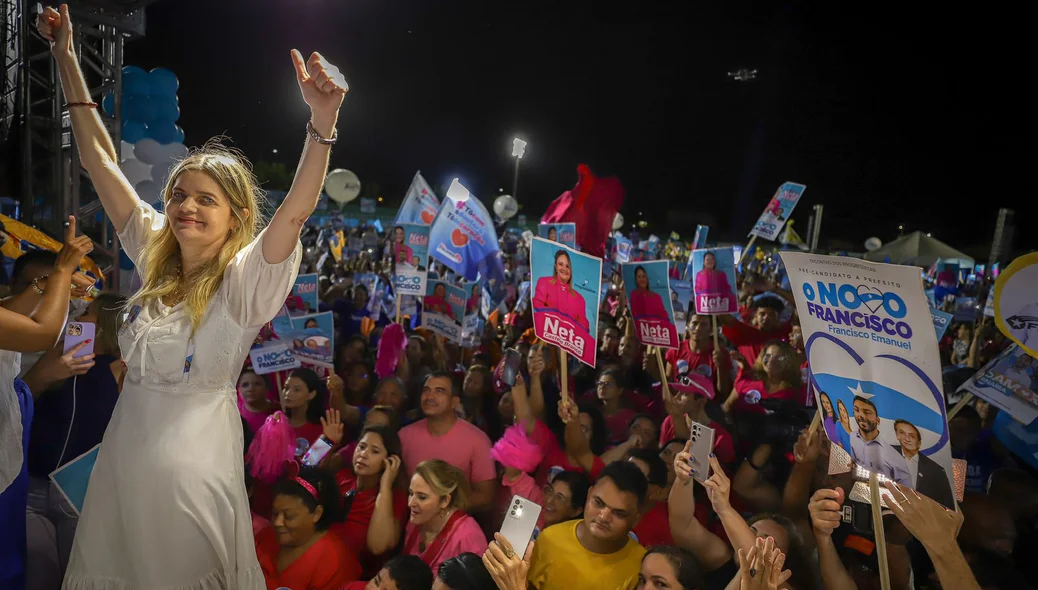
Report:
101,92,116,117
173,125,185,144
149,68,179,97
124,94,158,123
151,97,180,123
123,70,151,96
146,121,179,145
121,119,147,143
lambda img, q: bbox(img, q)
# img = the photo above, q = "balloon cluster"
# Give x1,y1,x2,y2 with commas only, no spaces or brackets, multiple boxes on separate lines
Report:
105,66,189,210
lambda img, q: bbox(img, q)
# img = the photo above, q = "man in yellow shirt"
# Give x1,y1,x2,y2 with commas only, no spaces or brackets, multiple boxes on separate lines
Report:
528,462,648,590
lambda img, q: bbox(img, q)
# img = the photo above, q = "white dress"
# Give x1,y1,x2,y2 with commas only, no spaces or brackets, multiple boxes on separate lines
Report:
63,202,301,590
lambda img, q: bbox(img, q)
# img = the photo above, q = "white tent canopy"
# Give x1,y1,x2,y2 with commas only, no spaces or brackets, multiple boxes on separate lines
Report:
863,231,975,268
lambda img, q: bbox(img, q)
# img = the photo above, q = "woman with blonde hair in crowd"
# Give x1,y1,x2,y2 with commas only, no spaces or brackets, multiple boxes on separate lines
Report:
39,3,348,587
404,459,488,576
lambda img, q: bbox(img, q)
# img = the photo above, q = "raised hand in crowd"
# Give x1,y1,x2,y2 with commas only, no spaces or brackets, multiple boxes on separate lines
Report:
668,440,733,570
729,536,792,590
321,408,344,446
482,533,533,590
807,487,858,590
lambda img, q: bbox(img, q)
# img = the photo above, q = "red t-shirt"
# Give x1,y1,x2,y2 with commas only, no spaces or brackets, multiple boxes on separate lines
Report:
255,527,362,590
665,341,721,380
732,367,807,415
530,420,606,486
632,501,673,548
721,320,792,366
658,414,737,468
331,469,410,577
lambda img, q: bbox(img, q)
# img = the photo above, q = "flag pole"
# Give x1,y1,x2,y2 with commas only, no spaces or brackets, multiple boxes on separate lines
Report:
740,235,757,267
869,473,892,590
559,348,569,406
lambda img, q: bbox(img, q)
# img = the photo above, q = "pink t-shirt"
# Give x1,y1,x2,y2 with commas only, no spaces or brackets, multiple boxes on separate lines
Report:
399,418,497,484
403,512,488,576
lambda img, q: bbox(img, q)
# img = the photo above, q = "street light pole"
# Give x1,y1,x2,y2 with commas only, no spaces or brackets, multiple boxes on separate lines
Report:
511,138,527,201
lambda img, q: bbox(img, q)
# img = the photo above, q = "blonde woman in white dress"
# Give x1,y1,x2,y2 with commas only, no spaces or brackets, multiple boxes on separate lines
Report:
39,5,349,589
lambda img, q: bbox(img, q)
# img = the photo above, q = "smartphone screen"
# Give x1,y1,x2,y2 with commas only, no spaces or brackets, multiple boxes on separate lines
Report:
63,322,96,359
301,436,333,467
501,348,522,387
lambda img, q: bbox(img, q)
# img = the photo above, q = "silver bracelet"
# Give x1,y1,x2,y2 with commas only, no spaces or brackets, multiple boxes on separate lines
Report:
306,120,338,145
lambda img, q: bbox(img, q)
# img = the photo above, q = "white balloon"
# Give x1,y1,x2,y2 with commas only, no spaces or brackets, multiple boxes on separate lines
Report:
325,169,361,203
864,237,883,252
612,212,625,230
120,158,153,186
133,139,165,165
493,194,518,220
134,179,162,203
164,142,189,162
120,141,136,163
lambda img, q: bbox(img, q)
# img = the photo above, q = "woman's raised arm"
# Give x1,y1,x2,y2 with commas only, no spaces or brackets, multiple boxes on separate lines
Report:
40,5,139,231
263,50,348,265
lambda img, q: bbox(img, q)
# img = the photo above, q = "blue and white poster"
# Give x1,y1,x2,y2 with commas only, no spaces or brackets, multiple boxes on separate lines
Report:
993,252,1038,359
530,238,602,367
291,274,319,315
958,345,1038,425
671,280,693,328
930,305,953,340
423,279,466,343
49,444,101,514
538,223,576,250
391,224,430,296
953,297,978,323
983,285,995,318
460,281,483,348
280,311,335,369
394,171,440,225
750,182,806,241
993,409,1038,472
427,180,503,282
622,261,679,349
614,235,632,264
782,252,956,508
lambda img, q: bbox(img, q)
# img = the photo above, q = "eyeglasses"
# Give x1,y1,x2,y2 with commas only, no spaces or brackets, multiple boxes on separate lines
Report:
542,485,572,507
761,353,786,363
596,381,616,389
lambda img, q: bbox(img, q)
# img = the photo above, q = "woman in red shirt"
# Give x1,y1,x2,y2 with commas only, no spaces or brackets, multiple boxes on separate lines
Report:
331,425,409,577
727,341,806,416
255,466,362,590
282,368,330,459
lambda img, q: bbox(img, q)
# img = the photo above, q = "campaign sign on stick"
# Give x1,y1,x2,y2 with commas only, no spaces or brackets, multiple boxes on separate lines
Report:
690,248,738,315
292,274,319,315
622,261,679,349
930,305,953,340
394,171,440,225
283,312,335,368
958,345,1038,425
530,237,602,367
423,279,466,343
749,182,806,241
250,341,302,375
671,280,693,328
993,252,1038,358
538,223,576,249
390,224,430,296
782,252,956,508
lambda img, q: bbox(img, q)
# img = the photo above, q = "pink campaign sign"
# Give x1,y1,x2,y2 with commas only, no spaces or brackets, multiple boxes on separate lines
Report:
530,238,602,367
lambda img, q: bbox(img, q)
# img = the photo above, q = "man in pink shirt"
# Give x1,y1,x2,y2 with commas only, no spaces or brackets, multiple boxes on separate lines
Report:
399,372,498,512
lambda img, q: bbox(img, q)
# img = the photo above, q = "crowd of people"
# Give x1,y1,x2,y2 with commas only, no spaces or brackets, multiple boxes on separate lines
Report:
0,5,1035,590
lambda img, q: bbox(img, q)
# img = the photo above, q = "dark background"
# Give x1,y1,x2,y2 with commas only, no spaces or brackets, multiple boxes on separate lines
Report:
124,0,1036,253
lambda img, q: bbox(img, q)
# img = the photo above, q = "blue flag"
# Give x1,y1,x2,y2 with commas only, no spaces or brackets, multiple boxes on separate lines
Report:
395,171,440,225
428,180,503,282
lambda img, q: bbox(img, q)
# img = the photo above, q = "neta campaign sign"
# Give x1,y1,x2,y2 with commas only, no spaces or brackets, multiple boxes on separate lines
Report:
749,182,806,241
423,279,466,343
781,252,955,508
391,224,430,296
958,345,1038,425
538,223,577,250
690,247,738,315
530,238,602,367
394,171,440,225
622,261,679,349
994,252,1038,358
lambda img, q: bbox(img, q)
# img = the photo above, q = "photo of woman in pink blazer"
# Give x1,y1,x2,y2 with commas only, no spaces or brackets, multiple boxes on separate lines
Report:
533,249,589,331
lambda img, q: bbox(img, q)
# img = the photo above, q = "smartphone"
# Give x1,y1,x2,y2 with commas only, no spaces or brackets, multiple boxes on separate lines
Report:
63,322,95,359
687,419,716,484
501,348,522,387
499,495,541,557
301,436,334,467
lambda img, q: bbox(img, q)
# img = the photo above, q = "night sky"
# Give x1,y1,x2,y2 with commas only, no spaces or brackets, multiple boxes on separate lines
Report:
125,0,1036,254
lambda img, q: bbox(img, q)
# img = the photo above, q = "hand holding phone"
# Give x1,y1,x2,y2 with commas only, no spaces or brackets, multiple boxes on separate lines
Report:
687,418,716,484
498,495,541,557
63,322,95,359
501,348,522,387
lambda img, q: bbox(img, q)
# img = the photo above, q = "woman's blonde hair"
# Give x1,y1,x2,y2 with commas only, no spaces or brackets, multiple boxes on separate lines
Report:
128,141,263,331
414,459,470,511
91,292,128,357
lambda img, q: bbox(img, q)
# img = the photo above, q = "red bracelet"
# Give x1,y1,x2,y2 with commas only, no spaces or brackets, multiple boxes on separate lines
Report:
64,101,99,110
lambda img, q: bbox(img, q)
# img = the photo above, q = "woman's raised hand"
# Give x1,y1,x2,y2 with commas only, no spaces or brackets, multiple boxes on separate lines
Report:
55,216,93,276
37,4,73,56
291,50,348,126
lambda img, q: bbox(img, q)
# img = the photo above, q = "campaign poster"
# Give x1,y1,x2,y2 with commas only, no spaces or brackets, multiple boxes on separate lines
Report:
671,280,693,328
283,312,335,368
958,345,1038,425
930,305,953,340
781,252,956,508
614,235,632,264
530,238,602,367
690,247,738,315
291,274,319,316
993,252,1038,358
983,285,995,318
993,410,1038,474
391,224,430,296
749,182,807,241
538,223,577,250
423,279,466,343
460,281,482,347
621,261,679,349
394,171,440,226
